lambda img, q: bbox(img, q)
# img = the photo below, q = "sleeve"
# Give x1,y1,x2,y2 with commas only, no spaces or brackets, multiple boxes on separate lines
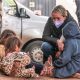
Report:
1,54,14,75
20,54,31,66
42,17,58,44
53,40,74,67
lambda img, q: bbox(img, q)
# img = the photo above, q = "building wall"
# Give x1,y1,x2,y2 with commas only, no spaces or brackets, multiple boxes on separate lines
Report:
22,0,78,22
18,0,56,16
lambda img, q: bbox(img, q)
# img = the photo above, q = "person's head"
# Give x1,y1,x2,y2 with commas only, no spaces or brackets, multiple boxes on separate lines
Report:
51,5,68,27
0,29,16,45
5,36,21,54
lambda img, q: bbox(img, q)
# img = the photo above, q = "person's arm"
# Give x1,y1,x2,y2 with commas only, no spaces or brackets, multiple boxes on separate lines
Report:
1,53,14,75
42,17,58,44
53,40,74,68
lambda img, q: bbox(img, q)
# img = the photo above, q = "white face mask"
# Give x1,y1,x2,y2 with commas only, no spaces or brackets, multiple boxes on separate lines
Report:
54,20,64,28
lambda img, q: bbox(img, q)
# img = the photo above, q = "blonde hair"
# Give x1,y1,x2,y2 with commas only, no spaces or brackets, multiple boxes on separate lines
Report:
52,5,67,17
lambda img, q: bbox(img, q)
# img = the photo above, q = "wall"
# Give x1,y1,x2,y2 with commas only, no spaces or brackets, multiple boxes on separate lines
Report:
17,0,56,16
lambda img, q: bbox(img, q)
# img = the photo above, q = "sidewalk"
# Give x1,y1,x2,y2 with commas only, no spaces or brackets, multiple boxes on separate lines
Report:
0,73,80,80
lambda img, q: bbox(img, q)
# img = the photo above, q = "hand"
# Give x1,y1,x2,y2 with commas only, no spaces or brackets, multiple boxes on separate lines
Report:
47,66,53,76
57,39,64,51
40,56,54,76
40,64,53,76
55,51,61,58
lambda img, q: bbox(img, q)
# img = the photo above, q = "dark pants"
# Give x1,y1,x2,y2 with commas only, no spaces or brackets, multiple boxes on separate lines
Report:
41,42,58,63
25,62,43,74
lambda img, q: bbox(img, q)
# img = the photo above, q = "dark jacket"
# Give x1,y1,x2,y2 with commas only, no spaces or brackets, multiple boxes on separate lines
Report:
42,11,79,45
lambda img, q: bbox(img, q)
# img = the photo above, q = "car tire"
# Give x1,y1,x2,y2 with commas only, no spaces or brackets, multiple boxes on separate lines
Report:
23,40,43,64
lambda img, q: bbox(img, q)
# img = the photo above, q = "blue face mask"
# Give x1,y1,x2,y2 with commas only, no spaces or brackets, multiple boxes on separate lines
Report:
54,20,64,28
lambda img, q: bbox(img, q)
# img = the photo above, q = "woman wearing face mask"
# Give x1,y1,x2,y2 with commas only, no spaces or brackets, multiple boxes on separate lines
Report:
41,5,68,63
41,5,80,78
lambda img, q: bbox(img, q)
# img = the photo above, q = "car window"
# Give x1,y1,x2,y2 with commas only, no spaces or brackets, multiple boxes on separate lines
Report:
3,0,16,15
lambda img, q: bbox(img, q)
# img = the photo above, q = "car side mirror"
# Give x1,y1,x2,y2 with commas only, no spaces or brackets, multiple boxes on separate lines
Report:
19,8,26,17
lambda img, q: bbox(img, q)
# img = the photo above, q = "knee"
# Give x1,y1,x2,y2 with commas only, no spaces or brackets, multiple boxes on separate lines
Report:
41,42,54,54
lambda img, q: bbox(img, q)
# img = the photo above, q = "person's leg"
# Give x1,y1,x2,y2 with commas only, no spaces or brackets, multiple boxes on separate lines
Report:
41,42,56,63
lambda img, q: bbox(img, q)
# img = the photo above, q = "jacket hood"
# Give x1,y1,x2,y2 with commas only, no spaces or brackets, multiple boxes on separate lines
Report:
63,21,80,38
64,11,77,24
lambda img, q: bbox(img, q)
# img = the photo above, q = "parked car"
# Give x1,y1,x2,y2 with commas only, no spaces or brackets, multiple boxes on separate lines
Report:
2,0,48,64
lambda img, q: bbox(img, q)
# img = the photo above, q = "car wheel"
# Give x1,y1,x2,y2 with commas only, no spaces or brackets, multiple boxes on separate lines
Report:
23,40,43,64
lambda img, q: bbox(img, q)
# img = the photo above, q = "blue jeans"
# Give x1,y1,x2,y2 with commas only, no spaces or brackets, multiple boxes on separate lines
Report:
41,42,57,63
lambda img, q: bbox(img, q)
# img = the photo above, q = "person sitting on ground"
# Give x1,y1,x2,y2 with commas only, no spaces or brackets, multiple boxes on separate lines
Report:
0,29,16,62
40,5,80,79
1,36,38,78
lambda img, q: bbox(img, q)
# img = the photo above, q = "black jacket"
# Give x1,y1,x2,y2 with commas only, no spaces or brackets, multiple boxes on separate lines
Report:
42,11,79,45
